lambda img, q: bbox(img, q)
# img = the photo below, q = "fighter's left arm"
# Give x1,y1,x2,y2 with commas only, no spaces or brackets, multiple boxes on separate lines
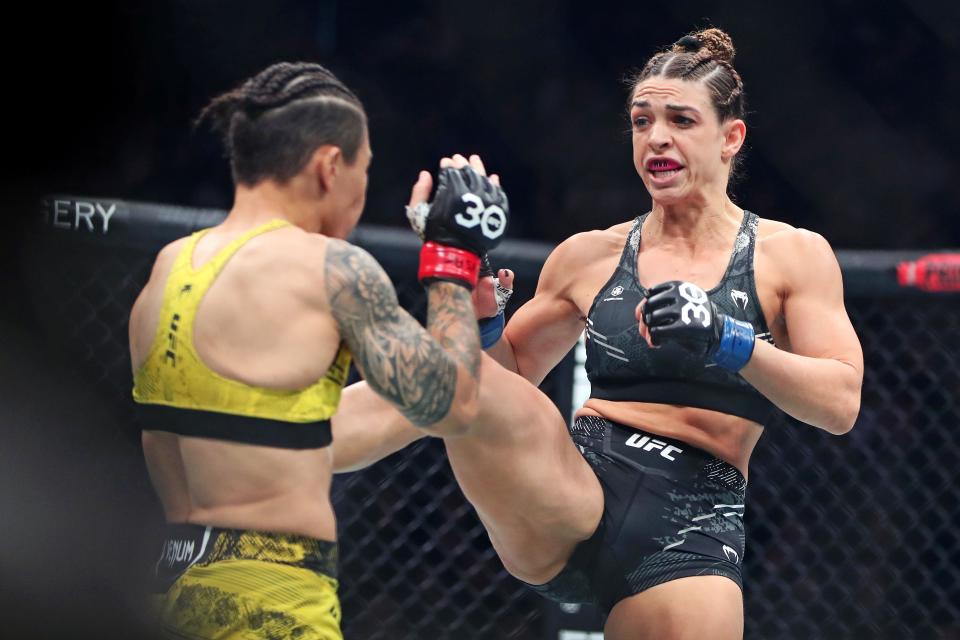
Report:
740,230,863,434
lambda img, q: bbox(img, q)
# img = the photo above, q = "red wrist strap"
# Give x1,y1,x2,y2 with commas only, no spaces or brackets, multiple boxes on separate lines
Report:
418,242,481,289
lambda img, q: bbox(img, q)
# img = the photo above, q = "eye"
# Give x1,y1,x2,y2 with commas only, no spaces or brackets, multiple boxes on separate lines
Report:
632,116,650,129
674,115,694,127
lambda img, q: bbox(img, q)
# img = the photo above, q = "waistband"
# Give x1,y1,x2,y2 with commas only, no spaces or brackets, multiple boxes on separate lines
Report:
571,415,746,492
152,524,338,592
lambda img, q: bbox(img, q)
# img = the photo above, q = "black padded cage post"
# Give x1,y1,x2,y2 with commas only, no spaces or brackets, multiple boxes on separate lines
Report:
19,197,960,639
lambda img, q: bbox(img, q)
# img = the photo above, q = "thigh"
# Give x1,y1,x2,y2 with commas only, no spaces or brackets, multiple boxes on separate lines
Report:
604,576,743,640
443,355,603,583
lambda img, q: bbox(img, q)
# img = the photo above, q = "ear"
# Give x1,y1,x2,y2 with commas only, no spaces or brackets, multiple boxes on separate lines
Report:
311,145,343,192
720,119,746,162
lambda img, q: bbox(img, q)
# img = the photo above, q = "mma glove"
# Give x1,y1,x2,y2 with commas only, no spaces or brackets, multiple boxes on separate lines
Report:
406,166,509,290
642,280,755,372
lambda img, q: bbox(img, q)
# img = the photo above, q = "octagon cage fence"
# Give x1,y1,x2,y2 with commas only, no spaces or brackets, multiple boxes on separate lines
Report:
20,196,960,640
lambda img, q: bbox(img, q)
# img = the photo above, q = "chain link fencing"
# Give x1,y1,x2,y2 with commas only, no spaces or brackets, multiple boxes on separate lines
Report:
20,197,959,639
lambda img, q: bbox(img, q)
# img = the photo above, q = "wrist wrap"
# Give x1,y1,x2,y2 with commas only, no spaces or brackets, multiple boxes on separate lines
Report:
711,316,756,372
478,311,505,350
418,241,481,289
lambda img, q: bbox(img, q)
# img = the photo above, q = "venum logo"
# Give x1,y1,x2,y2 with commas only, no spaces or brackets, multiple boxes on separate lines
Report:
161,538,196,568
722,544,740,564
730,289,749,310
625,434,683,461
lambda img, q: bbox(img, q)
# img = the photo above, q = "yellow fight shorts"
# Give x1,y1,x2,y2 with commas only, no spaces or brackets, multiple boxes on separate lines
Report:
149,524,341,640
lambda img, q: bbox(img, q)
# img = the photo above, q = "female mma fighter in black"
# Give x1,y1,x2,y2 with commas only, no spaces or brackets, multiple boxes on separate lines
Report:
334,28,863,639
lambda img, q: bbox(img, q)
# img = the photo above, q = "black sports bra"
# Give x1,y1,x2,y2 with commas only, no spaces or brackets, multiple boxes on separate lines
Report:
584,211,777,425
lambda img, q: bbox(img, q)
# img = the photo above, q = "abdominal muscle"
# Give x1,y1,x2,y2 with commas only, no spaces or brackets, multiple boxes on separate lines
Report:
576,398,763,478
143,431,338,542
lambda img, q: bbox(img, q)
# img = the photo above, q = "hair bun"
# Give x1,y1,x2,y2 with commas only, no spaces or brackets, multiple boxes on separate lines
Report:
691,28,736,63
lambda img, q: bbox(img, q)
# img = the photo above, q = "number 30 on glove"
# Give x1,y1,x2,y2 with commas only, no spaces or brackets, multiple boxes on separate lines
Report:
406,166,509,290
642,280,755,372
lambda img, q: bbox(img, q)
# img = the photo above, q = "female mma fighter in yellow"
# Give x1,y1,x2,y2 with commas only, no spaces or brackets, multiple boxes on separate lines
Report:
129,62,509,639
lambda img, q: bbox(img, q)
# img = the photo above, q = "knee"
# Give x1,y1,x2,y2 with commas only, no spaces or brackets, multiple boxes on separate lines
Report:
417,395,480,438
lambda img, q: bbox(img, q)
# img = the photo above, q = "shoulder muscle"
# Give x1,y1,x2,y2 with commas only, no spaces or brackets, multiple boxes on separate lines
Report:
773,228,843,297
537,227,625,296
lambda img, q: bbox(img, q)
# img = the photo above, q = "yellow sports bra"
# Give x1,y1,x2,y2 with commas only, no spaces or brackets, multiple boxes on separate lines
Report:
132,219,351,449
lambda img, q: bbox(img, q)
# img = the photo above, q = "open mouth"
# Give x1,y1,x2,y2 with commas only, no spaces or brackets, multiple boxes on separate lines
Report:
646,158,684,179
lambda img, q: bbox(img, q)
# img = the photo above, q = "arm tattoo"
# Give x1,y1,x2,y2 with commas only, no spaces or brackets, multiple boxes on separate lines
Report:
325,241,479,427
426,282,481,379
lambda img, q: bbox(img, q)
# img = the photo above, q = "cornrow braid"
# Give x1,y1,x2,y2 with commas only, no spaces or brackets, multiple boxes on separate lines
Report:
705,59,745,109
239,62,362,113
197,61,367,186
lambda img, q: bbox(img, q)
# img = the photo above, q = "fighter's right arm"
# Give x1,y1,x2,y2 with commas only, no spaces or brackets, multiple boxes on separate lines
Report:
324,239,480,436
486,235,587,386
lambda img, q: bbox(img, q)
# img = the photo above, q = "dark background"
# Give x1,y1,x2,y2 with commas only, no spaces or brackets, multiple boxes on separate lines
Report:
7,0,960,249
2,2,959,638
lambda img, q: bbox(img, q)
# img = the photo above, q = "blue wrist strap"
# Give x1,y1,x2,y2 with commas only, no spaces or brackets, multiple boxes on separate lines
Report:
479,312,505,350
712,315,755,372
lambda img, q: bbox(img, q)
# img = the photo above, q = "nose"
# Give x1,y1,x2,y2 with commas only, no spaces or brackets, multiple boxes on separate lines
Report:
647,120,672,151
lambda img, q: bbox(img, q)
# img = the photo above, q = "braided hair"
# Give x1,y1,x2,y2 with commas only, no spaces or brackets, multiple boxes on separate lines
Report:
630,28,745,124
196,62,367,186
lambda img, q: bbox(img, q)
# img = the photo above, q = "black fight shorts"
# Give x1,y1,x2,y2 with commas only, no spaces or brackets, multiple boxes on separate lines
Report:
526,415,747,615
